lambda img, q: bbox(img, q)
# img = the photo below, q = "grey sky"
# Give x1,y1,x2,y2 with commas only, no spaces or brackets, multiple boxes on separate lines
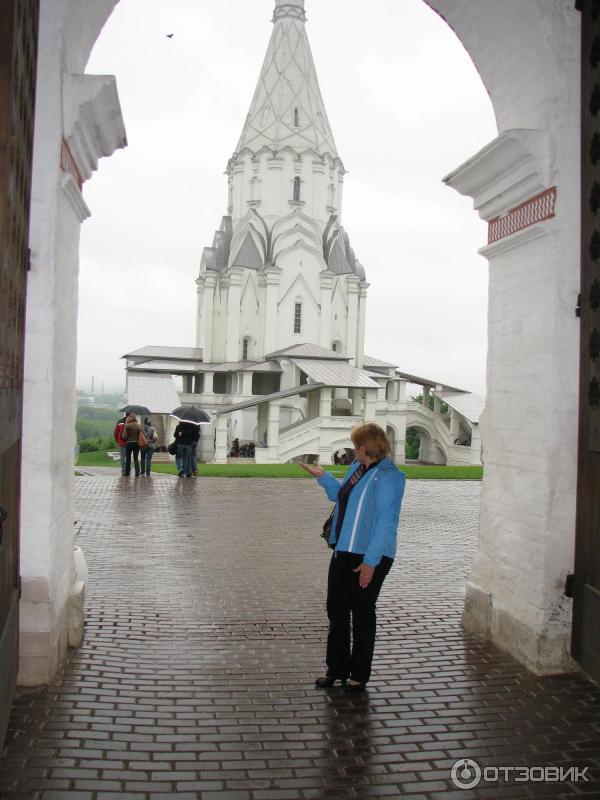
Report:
77,0,497,396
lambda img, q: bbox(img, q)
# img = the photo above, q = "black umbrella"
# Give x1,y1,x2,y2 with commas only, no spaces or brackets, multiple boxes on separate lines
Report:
170,405,211,425
120,404,151,415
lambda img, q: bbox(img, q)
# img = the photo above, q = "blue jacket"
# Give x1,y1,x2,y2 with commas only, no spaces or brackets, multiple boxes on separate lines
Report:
317,459,405,567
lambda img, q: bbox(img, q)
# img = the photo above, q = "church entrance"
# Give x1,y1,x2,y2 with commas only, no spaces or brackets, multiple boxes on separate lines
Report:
572,0,600,682
0,0,39,750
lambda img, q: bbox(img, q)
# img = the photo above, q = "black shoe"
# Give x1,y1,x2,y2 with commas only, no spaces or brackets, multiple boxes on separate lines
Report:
135,472,140,477
178,471,184,477
343,681,366,694
315,676,346,688
146,471,151,476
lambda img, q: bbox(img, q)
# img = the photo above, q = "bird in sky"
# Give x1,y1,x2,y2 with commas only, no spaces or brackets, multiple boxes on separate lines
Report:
166,33,174,38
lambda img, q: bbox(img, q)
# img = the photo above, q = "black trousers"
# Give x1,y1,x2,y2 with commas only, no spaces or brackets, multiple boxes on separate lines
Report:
326,551,393,684
125,443,140,475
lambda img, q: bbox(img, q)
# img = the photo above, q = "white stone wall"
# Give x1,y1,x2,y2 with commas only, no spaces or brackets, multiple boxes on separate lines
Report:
427,0,580,673
20,0,124,685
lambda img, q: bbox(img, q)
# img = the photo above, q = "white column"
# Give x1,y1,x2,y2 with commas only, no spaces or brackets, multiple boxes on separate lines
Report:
267,401,281,461
398,380,407,403
319,387,332,417
203,371,214,395
263,266,282,357
201,274,217,363
422,386,430,409
356,282,369,368
319,271,334,348
195,277,204,348
214,416,229,463
225,268,244,362
240,371,253,396
470,423,481,456
351,389,362,415
363,388,378,421
346,277,360,366
395,416,407,465
433,394,441,415
449,408,460,437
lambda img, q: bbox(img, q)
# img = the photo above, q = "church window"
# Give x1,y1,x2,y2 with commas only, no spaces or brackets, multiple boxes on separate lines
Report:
294,107,299,127
294,302,302,334
293,176,301,202
242,337,249,360
332,342,337,352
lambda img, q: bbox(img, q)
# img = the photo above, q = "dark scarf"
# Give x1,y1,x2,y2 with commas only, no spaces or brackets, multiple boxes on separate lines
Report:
334,460,381,543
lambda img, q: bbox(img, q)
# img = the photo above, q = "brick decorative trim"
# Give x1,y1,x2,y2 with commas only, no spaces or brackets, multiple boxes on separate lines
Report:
60,138,83,190
488,186,557,244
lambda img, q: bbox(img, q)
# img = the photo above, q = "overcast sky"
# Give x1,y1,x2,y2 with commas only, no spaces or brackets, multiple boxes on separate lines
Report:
77,0,497,396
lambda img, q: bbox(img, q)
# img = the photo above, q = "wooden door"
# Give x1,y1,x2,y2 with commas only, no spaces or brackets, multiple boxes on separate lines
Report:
0,0,39,750
573,0,600,683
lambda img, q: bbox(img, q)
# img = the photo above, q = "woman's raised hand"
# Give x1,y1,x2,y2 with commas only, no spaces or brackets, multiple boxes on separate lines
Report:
298,462,325,478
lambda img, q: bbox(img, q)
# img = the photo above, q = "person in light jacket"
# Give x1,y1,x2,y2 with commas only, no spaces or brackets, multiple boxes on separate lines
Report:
300,422,405,693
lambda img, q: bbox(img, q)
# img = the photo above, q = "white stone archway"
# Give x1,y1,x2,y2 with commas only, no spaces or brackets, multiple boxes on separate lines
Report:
424,0,580,673
21,0,580,683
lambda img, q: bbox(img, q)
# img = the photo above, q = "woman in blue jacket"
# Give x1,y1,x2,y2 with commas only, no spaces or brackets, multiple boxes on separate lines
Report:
300,423,405,693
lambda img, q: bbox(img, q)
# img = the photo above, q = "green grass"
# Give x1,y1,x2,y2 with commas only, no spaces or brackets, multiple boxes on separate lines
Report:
76,451,482,480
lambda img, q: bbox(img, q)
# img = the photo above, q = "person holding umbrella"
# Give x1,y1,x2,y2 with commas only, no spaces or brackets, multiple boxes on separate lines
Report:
174,421,196,477
170,406,210,477
121,414,142,477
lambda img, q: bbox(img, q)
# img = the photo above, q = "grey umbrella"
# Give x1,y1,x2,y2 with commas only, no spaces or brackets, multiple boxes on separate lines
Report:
170,406,211,425
120,404,151,415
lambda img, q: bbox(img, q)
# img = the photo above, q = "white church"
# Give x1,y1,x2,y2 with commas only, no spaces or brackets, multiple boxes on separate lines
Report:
124,0,483,467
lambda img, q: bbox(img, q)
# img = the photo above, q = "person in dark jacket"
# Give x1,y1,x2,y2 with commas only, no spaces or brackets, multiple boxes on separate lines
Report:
121,414,142,477
300,422,405,693
140,417,158,476
174,421,197,477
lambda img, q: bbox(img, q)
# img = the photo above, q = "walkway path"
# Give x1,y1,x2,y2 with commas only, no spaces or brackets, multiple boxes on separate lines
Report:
1,475,599,799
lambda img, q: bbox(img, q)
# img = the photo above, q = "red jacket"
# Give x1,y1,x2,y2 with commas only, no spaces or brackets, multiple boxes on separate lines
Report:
114,421,127,447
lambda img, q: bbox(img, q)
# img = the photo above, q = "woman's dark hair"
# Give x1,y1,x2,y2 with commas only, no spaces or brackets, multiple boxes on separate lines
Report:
350,422,391,460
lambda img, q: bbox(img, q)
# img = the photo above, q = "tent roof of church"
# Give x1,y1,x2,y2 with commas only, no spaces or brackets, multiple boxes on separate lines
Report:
436,390,485,424
395,369,464,392
289,358,380,389
266,342,349,360
129,360,202,374
363,354,399,369
122,345,204,363
128,359,284,374
126,372,181,414
234,0,338,160
215,381,326,415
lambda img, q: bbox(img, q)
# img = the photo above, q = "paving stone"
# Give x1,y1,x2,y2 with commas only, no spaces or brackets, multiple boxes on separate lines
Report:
0,476,598,799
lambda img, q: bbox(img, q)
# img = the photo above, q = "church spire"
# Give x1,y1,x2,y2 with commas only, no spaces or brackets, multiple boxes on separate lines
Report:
234,0,338,160
272,0,306,23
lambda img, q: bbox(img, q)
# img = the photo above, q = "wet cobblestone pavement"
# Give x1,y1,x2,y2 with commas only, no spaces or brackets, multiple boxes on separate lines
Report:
1,475,599,800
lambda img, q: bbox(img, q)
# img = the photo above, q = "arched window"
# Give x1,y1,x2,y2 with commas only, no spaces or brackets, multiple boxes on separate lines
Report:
242,337,249,360
331,342,337,352
294,107,299,127
293,176,301,202
294,302,302,334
